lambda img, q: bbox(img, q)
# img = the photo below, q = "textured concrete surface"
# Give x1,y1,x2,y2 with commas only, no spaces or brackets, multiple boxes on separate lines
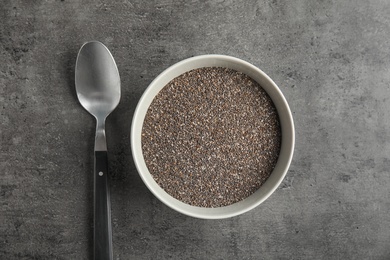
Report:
1,0,390,259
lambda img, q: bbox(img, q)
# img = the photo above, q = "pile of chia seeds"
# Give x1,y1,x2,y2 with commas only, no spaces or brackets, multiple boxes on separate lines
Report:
141,67,281,207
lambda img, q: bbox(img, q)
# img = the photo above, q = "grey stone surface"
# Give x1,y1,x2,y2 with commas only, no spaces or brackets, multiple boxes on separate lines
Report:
1,0,390,259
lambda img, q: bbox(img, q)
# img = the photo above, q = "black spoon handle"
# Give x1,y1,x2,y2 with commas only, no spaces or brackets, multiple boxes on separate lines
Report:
94,151,113,260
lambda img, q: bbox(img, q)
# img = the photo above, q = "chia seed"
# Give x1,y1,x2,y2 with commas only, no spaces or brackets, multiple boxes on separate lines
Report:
141,67,281,207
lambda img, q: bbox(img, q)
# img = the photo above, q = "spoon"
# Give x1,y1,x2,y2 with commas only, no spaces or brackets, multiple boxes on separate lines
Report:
75,41,120,260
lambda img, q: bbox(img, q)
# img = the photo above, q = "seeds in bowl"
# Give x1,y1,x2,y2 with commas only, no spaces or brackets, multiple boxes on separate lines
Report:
141,67,281,208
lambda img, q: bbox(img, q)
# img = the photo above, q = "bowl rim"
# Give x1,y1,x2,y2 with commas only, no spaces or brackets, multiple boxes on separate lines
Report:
131,54,295,219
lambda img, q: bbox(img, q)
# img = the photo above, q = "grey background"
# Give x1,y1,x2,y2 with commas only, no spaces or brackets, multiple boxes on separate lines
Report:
1,0,389,259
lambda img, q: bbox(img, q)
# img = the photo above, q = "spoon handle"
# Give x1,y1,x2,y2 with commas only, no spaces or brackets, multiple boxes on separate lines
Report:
94,151,113,260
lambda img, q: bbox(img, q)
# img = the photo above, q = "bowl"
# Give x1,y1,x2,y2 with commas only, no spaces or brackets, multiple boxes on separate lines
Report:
131,55,294,219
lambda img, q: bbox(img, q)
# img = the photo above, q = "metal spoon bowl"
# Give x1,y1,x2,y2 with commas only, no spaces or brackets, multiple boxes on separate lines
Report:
75,41,120,260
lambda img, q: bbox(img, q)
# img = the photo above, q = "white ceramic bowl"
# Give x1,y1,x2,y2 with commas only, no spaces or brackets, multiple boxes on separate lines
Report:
131,55,294,219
